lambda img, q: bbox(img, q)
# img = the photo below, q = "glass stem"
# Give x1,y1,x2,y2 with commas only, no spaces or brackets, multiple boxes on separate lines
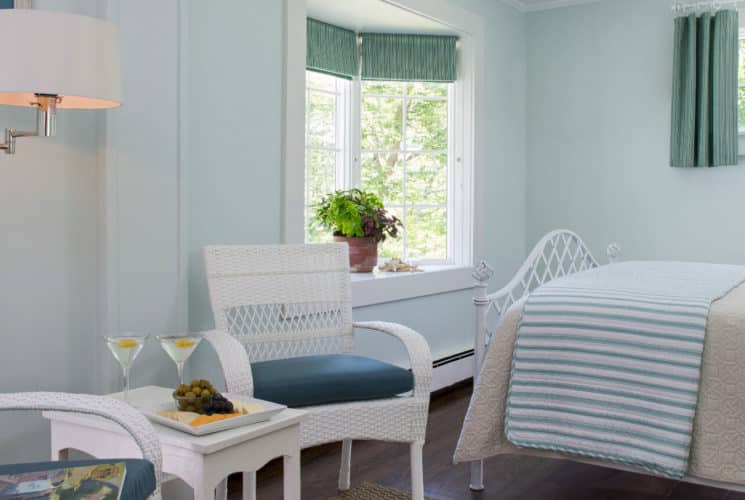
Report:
123,366,130,402
177,361,185,386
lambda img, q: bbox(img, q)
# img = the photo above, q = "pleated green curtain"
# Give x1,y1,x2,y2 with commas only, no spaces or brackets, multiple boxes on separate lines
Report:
670,10,739,167
360,33,458,82
306,18,358,79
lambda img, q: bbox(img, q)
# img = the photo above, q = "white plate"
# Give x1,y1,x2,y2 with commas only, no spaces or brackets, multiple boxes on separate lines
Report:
140,394,287,436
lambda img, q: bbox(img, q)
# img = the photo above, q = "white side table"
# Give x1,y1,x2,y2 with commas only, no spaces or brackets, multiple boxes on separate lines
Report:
43,386,305,500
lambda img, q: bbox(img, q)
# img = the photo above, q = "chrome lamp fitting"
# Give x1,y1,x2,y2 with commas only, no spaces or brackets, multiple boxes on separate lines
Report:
0,94,59,155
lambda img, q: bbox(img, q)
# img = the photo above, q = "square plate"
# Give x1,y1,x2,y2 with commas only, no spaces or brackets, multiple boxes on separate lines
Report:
140,393,287,436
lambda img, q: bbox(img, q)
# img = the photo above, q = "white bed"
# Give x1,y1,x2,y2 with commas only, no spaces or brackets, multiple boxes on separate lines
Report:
454,230,745,493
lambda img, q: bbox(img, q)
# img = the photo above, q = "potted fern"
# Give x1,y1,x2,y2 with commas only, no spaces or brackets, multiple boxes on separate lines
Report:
315,189,402,272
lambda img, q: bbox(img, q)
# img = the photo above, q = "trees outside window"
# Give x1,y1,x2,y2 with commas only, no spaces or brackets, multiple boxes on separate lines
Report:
305,70,452,263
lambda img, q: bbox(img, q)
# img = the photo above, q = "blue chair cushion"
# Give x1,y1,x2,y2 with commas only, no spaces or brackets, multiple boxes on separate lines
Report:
0,458,155,500
251,354,415,408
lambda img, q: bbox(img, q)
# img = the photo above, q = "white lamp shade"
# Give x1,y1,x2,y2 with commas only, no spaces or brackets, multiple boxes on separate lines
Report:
0,9,122,109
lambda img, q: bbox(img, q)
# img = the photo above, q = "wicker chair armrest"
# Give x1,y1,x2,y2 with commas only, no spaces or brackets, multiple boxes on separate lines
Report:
353,321,433,399
203,329,254,395
0,392,162,497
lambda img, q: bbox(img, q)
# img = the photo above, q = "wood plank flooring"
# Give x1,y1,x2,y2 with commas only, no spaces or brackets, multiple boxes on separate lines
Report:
228,383,745,500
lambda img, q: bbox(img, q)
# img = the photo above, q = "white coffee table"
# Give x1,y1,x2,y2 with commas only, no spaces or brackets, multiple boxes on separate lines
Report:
42,386,305,500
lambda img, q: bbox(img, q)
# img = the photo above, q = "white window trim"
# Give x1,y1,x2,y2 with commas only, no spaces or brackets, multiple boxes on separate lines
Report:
303,74,351,242
307,76,456,265
739,29,745,156
283,0,485,306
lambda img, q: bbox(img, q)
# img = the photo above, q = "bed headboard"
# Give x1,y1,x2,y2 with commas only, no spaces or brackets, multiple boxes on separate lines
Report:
471,230,609,372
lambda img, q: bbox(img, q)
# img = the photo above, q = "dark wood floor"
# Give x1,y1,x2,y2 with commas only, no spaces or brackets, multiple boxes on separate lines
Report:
230,383,745,500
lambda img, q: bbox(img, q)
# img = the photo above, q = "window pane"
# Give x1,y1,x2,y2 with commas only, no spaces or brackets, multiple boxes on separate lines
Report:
308,91,336,147
360,152,403,206
361,96,404,151
358,80,451,263
406,99,448,151
362,81,405,96
406,154,447,206
406,82,448,98
307,150,336,206
307,70,338,92
378,205,404,260
405,207,447,260
306,214,332,243
305,150,336,243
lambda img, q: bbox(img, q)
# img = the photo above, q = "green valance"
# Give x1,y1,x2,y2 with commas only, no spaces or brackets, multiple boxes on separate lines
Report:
306,18,358,79
670,10,739,167
360,33,457,82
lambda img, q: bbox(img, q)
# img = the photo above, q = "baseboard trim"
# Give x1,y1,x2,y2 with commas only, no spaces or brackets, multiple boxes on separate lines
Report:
431,350,474,392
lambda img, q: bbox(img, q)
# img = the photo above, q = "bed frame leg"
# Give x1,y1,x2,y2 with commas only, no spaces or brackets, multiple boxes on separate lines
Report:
470,460,484,491
470,263,493,492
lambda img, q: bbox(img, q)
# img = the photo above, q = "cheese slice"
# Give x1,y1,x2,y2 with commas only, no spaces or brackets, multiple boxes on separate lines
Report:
232,400,264,415
158,409,199,425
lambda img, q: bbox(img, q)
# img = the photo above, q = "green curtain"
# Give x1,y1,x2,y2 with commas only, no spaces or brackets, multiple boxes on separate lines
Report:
671,10,739,167
360,33,458,82
306,18,358,79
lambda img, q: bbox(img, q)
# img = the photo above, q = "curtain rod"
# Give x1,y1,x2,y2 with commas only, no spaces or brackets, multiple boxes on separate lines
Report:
671,1,745,13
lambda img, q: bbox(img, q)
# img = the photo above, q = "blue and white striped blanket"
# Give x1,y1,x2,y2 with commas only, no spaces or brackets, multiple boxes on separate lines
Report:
505,261,745,479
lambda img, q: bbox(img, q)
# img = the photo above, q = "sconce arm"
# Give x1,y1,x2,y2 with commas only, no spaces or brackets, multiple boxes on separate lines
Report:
0,126,39,155
0,95,58,155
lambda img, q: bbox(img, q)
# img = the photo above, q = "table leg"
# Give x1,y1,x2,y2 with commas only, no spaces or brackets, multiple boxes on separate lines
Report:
242,472,256,500
283,452,301,500
192,478,216,500
216,479,228,500
188,463,214,500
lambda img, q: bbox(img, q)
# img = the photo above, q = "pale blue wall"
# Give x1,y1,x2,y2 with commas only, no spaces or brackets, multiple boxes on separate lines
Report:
104,0,185,391
452,0,528,287
0,0,103,464
186,0,285,333
526,0,745,264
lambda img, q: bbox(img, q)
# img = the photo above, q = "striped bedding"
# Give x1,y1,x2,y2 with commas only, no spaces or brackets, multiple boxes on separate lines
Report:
503,261,745,479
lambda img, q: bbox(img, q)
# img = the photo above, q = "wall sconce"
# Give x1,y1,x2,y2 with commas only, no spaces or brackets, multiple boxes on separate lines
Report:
0,9,122,155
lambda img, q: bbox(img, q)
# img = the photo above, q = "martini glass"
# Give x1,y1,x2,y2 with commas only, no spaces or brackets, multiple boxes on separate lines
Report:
156,334,203,386
105,334,148,402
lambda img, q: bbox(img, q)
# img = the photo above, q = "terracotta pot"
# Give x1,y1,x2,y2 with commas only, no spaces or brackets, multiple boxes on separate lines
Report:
334,235,378,273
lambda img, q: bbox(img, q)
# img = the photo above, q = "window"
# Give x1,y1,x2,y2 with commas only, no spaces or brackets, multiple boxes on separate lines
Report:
304,71,455,264
739,36,745,132
304,71,350,243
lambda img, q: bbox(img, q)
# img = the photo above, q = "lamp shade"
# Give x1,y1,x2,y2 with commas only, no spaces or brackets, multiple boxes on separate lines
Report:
0,9,121,109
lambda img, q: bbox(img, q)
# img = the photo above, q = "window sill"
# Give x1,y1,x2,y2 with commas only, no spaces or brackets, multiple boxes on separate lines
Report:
350,265,474,308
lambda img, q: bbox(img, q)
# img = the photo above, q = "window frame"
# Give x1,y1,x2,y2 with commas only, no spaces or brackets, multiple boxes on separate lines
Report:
303,73,352,242
738,28,745,156
284,0,485,292
304,73,462,265
739,30,745,134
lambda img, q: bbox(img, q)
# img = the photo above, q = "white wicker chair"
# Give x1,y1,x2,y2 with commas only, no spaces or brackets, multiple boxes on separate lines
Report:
0,391,162,500
202,243,433,500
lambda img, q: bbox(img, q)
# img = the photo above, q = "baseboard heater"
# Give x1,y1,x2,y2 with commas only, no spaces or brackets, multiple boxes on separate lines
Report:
430,349,474,392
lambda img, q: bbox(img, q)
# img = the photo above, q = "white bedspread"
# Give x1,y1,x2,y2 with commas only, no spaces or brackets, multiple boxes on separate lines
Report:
454,280,745,485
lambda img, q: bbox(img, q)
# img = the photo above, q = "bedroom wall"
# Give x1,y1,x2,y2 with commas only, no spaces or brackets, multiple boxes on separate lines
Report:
0,0,184,463
526,0,745,265
0,0,102,464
